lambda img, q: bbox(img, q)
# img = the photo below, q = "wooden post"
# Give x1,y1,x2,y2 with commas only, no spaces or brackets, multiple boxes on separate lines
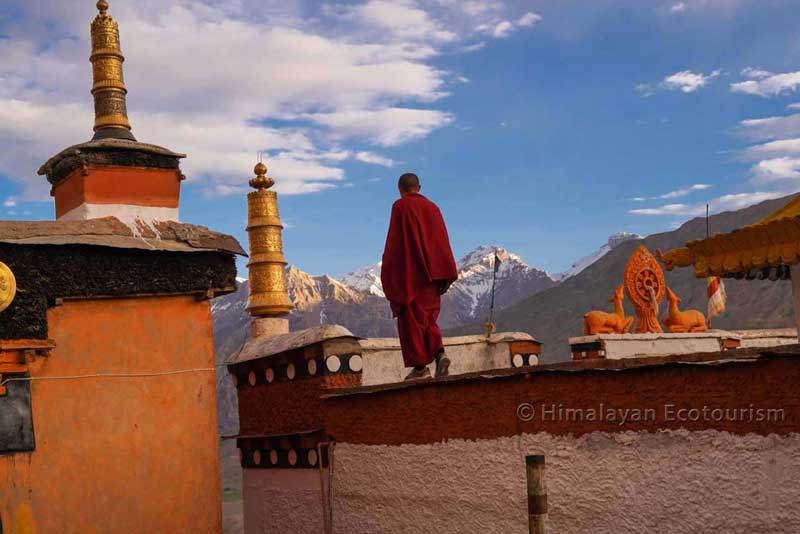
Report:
526,455,548,534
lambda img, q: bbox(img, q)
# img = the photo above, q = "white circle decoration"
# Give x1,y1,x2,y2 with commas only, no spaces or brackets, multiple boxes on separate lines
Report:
512,354,524,368
287,363,296,380
288,449,298,466
326,356,341,373
308,449,318,466
348,355,364,372
253,450,262,465
265,368,275,383
308,359,318,376
248,371,257,386
529,354,539,366
270,450,278,465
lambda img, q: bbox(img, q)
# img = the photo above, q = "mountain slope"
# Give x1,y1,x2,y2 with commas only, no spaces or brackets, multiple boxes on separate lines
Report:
447,194,798,363
554,232,641,281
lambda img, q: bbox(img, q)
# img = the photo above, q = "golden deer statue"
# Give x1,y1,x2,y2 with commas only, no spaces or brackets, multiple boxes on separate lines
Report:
661,286,708,333
583,284,633,335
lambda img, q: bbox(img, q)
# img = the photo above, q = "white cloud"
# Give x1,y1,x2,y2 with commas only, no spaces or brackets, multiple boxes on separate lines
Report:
740,138,800,160
670,2,686,13
492,21,514,38
460,42,487,53
636,69,721,96
735,114,800,141
662,69,721,93
518,13,542,27
340,0,457,43
789,103,800,110
3,198,16,208
303,108,454,146
631,184,711,201
474,9,542,39
634,83,655,97
0,0,502,200
731,70,800,97
751,157,800,183
740,67,773,80
629,191,785,216
355,151,396,167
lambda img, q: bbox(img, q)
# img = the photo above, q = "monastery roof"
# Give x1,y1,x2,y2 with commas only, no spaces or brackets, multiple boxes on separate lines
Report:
228,325,358,365
323,343,800,398
658,193,800,278
0,217,245,256
38,138,185,175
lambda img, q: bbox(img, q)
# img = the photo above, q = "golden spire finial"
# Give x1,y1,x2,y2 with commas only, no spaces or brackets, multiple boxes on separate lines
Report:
250,162,275,190
245,159,293,317
90,0,135,141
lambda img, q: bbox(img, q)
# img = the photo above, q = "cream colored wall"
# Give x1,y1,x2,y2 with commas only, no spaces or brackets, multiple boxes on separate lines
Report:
360,333,535,385
329,430,800,534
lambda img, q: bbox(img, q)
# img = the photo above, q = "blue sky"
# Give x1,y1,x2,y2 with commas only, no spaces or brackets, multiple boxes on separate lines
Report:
1,0,800,277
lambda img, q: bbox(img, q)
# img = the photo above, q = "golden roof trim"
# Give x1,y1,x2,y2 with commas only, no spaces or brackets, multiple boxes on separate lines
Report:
658,194,800,277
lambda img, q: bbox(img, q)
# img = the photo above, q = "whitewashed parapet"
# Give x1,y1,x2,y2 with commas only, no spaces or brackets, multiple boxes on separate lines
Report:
359,332,540,386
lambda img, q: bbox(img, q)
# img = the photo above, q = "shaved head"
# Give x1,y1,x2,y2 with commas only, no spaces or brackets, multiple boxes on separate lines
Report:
398,173,420,193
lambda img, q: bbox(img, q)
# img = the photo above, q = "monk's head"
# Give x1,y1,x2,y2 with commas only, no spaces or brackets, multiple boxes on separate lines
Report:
398,173,421,197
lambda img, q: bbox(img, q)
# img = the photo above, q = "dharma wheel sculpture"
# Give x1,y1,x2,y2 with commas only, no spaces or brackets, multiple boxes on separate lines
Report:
582,245,709,336
624,245,666,333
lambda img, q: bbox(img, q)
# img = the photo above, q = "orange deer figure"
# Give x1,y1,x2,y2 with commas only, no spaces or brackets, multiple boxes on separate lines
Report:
661,286,707,333
583,285,633,335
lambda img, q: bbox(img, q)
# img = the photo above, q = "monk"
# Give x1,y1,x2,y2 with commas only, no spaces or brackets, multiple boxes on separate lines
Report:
381,173,458,380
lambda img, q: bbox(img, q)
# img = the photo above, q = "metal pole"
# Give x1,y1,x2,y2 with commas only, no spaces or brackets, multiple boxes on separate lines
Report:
526,455,548,534
486,251,500,336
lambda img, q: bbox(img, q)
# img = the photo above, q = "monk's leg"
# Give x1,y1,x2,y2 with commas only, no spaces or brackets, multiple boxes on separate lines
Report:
417,286,445,364
397,300,432,368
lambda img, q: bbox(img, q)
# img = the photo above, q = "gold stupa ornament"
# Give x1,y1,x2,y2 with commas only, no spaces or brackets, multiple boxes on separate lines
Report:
0,262,17,313
246,161,293,317
624,245,665,333
90,0,135,140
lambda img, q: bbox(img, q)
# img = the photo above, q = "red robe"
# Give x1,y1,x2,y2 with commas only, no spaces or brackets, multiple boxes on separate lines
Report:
381,193,458,367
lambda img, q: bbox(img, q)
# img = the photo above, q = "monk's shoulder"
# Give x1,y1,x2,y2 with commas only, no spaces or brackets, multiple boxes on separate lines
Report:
415,194,442,215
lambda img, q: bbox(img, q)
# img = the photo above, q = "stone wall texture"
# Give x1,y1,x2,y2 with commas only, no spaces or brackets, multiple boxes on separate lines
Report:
331,430,800,534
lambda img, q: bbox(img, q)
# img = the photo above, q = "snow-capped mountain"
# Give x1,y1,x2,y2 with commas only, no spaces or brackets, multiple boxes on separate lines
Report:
340,262,384,297
335,246,557,325
439,246,557,327
554,232,642,281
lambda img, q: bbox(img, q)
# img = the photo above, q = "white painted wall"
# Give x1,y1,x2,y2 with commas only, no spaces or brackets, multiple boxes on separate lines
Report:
570,332,725,359
329,431,800,534
360,333,536,385
58,203,179,222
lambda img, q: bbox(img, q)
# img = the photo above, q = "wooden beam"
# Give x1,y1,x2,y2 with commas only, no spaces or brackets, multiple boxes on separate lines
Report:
526,455,548,534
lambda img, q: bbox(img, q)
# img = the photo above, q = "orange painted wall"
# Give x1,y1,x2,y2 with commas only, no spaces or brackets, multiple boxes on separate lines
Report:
53,166,181,218
0,295,222,534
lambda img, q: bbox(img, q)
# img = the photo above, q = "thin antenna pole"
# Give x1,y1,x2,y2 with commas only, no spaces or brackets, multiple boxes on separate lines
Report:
486,251,500,336
488,263,498,325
